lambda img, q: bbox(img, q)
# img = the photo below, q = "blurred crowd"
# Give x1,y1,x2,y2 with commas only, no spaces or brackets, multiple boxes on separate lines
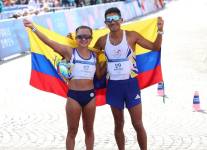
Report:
0,0,122,17
0,0,121,8
0,0,166,18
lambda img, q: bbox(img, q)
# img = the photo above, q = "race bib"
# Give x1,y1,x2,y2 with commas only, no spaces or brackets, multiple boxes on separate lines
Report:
108,60,131,75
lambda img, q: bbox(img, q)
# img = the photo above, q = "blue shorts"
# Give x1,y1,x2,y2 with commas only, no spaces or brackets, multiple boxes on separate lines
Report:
106,78,141,109
67,89,95,107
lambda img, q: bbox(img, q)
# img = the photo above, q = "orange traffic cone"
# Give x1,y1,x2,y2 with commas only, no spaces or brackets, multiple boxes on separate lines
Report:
193,91,201,111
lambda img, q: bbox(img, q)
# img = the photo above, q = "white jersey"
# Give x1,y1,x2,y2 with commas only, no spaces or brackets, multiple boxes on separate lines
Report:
70,49,96,80
104,31,138,80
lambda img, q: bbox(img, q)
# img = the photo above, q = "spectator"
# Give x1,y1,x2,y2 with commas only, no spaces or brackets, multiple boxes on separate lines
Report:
90,0,96,5
75,0,85,7
62,0,69,7
68,0,75,7
0,0,3,13
28,0,41,9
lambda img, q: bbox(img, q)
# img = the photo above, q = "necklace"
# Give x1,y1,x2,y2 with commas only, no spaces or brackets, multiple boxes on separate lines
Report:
109,32,123,45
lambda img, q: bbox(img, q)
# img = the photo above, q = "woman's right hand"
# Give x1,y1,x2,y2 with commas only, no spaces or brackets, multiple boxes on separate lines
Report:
23,19,34,29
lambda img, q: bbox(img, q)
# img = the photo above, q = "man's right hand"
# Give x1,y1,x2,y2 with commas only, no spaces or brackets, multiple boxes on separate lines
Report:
157,17,164,32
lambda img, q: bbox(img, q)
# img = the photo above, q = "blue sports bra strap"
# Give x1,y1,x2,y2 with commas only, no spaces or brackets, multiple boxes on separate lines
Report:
91,51,95,58
72,48,76,55
91,51,96,63
72,48,76,63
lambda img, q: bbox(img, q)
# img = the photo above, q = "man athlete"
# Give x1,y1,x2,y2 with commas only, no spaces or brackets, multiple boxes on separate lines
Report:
94,7,164,150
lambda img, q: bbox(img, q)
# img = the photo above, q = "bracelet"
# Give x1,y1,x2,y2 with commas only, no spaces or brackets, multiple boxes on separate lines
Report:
32,27,37,32
157,30,164,35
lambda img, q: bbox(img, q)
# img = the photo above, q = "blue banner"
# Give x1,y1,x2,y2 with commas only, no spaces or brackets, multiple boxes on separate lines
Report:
0,19,29,59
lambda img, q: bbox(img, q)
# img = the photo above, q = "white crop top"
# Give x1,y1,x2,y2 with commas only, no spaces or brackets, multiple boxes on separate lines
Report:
70,49,96,80
104,31,138,80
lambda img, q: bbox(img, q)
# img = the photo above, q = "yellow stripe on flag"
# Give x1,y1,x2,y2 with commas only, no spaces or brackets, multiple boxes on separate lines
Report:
27,18,158,65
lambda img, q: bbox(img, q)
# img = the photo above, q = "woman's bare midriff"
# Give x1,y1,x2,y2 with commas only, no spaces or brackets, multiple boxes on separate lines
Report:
69,79,94,91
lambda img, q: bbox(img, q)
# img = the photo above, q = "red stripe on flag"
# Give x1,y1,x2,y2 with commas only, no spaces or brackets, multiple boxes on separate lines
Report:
137,65,163,89
30,70,68,98
95,88,106,106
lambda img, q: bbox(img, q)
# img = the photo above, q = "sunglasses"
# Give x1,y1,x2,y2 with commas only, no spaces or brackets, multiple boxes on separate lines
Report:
105,15,121,23
76,35,92,40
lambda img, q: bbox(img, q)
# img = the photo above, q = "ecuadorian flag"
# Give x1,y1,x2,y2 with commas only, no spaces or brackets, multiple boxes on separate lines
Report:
27,17,163,106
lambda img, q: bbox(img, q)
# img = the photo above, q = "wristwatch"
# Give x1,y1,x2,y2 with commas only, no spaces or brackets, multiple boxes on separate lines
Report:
32,27,37,32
